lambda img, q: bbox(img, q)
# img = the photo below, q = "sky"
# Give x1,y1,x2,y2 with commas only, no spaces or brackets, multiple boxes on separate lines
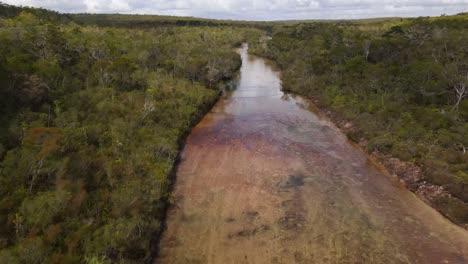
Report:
3,0,468,21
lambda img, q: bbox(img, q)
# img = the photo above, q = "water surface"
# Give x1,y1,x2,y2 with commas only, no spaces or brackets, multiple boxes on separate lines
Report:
157,44,468,264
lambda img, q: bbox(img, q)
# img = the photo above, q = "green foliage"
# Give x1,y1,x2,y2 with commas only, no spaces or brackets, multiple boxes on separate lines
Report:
0,3,71,22
0,237,46,264
0,7,262,263
85,256,111,264
382,25,404,37
69,13,272,31
253,14,468,224
344,56,367,77
19,191,71,232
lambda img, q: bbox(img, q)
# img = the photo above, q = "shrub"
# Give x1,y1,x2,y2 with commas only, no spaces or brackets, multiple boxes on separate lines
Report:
19,191,71,233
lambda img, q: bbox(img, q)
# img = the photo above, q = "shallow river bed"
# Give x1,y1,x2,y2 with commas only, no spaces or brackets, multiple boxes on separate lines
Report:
156,44,468,264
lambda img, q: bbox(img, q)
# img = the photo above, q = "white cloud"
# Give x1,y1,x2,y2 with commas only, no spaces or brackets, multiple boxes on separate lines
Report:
2,0,468,20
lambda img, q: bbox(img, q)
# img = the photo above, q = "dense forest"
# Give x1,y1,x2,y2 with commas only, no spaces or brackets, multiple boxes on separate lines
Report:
0,4,262,263
70,13,273,31
250,14,468,226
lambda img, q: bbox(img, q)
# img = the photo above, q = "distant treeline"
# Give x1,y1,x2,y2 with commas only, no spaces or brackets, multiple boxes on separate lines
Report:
0,2,71,22
0,2,273,31
70,13,274,31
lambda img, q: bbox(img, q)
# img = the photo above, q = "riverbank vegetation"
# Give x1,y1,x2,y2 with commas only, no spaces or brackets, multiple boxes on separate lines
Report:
0,4,262,263
1,2,467,262
251,14,468,226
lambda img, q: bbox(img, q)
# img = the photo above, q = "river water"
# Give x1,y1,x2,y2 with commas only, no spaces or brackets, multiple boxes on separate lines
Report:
157,44,468,264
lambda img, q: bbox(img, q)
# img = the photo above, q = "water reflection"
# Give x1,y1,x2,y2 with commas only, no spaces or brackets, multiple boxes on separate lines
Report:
157,43,468,264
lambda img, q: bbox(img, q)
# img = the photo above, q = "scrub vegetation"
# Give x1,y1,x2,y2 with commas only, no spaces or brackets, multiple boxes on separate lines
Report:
0,3,262,263
1,1,467,262
250,14,468,226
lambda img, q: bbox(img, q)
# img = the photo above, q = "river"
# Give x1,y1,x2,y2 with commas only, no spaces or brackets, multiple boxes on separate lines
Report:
156,44,468,264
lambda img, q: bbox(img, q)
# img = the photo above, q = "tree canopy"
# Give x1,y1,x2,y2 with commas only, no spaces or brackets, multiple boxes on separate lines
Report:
0,5,263,263
250,14,468,225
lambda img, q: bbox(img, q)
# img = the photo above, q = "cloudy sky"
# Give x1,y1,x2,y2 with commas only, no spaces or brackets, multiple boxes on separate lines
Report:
3,0,468,20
